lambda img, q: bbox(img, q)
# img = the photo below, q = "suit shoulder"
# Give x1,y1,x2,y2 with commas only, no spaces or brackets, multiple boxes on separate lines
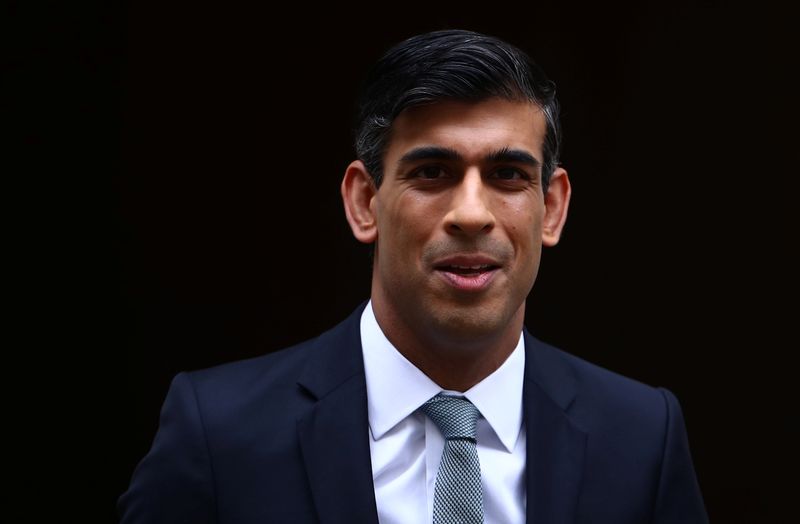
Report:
562,343,662,399
183,336,316,393
158,336,321,432
174,304,365,411
529,336,672,430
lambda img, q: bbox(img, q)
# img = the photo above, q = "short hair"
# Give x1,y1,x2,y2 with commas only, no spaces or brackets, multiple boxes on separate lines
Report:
354,29,562,193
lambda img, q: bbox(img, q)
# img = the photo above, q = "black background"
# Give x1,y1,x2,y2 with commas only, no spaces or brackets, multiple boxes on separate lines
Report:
23,0,796,522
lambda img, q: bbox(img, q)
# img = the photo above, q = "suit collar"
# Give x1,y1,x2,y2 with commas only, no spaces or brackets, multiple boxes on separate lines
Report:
296,301,369,400
523,330,587,524
523,329,579,411
296,302,380,523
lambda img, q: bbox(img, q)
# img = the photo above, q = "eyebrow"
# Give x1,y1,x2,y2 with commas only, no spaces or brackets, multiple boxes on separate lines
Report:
397,146,540,168
486,147,540,167
398,146,462,165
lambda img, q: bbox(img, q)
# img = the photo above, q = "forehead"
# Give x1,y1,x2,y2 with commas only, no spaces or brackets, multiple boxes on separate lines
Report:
385,98,547,166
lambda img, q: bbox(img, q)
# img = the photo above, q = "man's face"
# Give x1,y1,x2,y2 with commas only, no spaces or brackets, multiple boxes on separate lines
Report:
366,97,562,344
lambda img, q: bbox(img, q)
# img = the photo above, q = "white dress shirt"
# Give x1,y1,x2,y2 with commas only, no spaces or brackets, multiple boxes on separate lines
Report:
360,301,526,524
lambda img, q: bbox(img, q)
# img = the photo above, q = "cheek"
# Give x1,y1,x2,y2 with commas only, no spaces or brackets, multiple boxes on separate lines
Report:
498,198,540,240
378,205,433,254
390,195,439,235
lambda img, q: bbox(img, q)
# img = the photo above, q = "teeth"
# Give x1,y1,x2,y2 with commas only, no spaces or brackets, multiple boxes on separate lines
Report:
450,264,490,270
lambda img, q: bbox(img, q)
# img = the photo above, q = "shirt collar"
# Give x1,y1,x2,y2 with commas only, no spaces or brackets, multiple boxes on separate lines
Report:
460,332,525,453
360,300,525,453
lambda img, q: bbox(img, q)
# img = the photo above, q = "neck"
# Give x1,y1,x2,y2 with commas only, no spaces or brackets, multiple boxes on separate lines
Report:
370,298,524,392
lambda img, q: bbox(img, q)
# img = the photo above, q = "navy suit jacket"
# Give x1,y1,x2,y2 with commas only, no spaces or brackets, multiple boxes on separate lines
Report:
119,303,708,523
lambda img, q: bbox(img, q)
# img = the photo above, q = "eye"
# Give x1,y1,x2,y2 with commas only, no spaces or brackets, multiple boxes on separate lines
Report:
492,167,528,180
411,166,447,179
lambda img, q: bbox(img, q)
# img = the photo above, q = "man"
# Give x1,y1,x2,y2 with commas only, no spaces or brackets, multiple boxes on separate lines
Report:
119,30,708,523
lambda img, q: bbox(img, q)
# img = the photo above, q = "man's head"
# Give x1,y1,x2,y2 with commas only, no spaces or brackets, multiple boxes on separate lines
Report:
342,30,571,368
354,29,561,194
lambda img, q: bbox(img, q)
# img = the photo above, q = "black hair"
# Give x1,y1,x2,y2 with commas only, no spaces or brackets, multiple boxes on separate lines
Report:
354,29,561,193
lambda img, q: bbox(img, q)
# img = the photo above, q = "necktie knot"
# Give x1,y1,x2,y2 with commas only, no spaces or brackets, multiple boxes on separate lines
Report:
420,394,480,440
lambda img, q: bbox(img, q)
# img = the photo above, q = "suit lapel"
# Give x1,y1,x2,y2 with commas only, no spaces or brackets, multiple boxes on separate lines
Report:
296,303,379,524
524,331,587,524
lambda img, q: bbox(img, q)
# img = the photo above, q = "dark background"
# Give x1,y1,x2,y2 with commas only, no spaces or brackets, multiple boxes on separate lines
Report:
26,0,795,522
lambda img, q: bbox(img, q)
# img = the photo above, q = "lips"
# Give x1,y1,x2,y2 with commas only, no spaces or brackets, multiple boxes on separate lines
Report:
438,264,498,275
433,255,502,291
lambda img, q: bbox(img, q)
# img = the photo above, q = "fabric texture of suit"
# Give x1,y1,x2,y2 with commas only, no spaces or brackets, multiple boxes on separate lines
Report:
118,302,708,523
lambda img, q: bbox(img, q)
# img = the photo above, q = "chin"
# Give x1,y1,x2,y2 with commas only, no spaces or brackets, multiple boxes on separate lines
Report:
430,304,511,342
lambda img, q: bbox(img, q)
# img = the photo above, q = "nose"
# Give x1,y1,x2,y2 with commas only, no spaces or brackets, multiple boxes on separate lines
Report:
443,169,495,236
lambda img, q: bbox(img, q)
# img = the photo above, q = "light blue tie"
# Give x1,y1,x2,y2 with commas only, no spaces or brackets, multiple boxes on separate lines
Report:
421,394,484,524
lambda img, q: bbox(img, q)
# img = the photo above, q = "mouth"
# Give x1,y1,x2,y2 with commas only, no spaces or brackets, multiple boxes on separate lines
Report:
433,260,501,292
435,264,500,275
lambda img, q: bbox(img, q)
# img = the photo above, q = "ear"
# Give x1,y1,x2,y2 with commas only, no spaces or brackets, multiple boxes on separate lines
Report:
341,160,378,243
541,166,571,247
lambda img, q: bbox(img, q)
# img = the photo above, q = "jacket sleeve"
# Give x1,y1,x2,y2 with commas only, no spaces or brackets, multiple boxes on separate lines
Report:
652,388,709,524
118,372,217,524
